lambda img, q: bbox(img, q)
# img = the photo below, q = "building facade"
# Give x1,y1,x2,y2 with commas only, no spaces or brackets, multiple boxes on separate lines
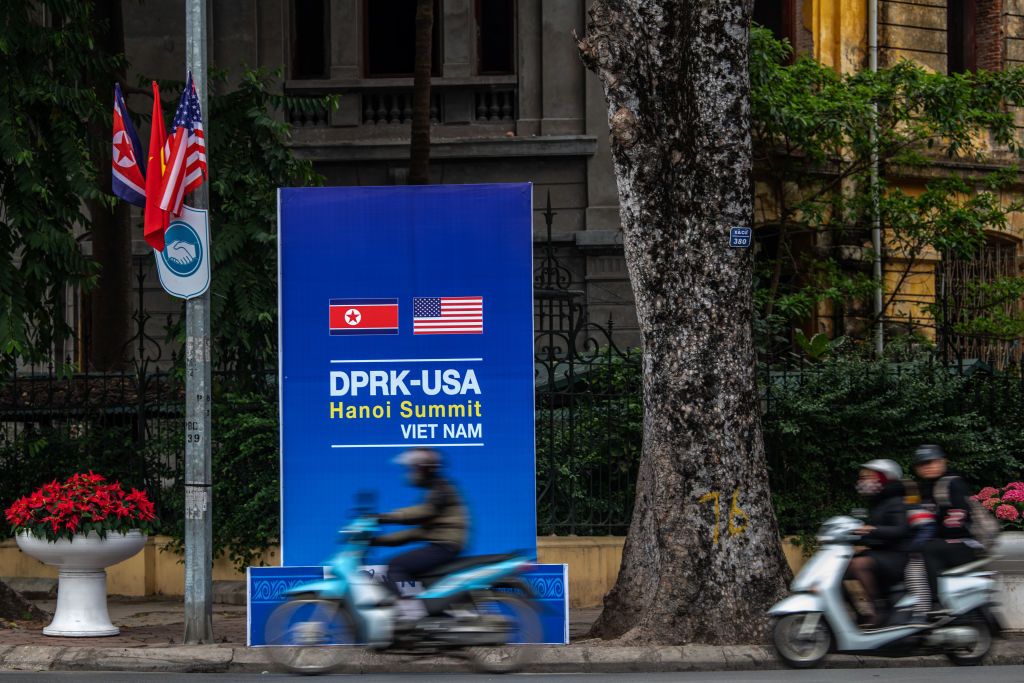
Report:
116,0,637,360
100,1,1024,366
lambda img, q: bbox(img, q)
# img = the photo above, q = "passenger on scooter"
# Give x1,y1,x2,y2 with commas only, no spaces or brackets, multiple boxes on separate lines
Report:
912,444,981,611
370,448,468,617
845,459,909,627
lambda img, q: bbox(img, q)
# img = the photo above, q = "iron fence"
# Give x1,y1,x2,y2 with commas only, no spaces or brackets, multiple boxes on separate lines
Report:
3,200,1024,538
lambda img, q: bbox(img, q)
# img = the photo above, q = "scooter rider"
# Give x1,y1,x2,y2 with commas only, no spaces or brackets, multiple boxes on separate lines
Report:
912,444,981,610
845,459,909,627
370,448,469,609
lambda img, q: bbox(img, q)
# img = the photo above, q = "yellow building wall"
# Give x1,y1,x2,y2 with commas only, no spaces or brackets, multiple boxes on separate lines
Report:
808,0,866,74
0,536,810,609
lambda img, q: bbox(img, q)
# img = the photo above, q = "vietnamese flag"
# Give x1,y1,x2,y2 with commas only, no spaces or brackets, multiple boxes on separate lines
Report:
329,299,399,335
143,81,170,251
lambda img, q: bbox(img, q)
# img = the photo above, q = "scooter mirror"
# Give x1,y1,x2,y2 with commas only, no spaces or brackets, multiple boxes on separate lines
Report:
354,490,378,515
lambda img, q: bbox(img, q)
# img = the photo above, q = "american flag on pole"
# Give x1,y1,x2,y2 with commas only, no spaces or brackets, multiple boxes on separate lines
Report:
157,71,207,216
413,296,484,334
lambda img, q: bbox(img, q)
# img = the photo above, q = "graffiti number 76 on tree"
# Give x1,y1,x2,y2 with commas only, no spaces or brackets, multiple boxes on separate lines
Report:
697,489,749,546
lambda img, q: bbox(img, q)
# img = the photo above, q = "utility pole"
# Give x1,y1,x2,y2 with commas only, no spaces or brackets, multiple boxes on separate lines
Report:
183,0,213,644
869,0,884,357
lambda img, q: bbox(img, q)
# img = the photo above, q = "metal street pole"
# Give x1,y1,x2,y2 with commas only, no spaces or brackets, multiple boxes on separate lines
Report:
869,0,884,357
183,0,213,644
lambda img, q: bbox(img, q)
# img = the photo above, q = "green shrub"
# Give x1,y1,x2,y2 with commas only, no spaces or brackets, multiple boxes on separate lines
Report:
536,349,642,535
763,357,1024,535
0,419,171,534
159,394,280,571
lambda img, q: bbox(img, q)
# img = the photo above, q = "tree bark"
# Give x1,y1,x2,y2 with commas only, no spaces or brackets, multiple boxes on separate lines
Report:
0,580,46,622
86,0,132,371
578,0,791,644
408,0,433,184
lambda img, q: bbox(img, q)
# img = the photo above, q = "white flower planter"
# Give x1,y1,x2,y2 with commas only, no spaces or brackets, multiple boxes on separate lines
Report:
16,530,147,637
993,531,1024,632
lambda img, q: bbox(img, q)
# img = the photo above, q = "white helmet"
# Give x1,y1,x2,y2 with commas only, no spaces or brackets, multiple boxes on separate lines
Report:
394,448,441,469
859,459,902,482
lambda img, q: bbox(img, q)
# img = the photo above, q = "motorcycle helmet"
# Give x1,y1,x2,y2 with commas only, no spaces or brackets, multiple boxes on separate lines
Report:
913,444,945,465
394,448,442,487
859,458,902,482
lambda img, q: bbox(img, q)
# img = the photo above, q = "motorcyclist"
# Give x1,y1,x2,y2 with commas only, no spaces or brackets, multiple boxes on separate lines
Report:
912,444,980,611
370,448,468,618
844,459,909,627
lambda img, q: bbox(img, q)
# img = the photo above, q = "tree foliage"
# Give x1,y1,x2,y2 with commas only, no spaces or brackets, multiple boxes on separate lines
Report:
190,69,328,384
159,394,280,570
750,28,1024,358
0,1,121,374
763,355,1024,536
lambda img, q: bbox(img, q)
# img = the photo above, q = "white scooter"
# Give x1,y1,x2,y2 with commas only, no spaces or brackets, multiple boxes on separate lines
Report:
768,516,1004,668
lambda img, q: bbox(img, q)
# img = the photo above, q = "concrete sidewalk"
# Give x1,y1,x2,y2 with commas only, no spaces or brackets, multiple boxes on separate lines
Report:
1,640,1022,674
0,597,1021,674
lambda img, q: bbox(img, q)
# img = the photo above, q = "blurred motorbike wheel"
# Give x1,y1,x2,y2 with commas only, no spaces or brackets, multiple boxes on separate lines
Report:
771,612,831,669
945,609,994,666
263,597,359,674
464,591,542,673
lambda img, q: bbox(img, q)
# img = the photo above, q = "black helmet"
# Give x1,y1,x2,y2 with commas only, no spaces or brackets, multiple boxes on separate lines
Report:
913,444,945,464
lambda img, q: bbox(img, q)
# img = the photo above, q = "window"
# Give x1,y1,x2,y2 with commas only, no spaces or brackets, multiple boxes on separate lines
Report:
292,0,328,79
477,0,515,74
947,0,977,74
364,0,442,78
943,236,1022,366
752,0,795,47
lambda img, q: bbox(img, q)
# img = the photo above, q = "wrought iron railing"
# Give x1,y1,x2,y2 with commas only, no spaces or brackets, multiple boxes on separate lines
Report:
285,79,517,128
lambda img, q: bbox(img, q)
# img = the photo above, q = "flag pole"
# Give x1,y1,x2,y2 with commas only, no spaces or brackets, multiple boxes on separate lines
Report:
183,0,213,644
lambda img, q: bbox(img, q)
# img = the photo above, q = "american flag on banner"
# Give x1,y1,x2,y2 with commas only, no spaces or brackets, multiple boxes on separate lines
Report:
413,296,483,334
158,71,207,216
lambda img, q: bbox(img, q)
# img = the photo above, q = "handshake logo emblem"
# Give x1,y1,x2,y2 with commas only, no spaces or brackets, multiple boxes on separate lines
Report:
160,222,203,277
165,240,197,267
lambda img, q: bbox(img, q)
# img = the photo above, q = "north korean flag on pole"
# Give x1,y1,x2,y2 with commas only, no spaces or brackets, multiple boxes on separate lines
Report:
111,83,147,207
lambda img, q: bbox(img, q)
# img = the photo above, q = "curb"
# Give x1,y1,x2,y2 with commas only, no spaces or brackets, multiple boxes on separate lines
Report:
0,643,1021,674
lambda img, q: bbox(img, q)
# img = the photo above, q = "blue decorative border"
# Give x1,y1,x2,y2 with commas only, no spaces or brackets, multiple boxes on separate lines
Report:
247,563,568,646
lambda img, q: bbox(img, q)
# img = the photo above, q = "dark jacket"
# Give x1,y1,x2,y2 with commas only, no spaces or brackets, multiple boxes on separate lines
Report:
374,476,468,551
918,472,973,541
860,480,909,550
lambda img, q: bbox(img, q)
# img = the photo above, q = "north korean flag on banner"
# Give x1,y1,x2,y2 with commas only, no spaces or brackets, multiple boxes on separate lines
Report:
111,83,147,207
328,298,399,335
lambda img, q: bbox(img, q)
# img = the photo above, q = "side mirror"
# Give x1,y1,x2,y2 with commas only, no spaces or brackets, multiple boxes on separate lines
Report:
354,490,378,516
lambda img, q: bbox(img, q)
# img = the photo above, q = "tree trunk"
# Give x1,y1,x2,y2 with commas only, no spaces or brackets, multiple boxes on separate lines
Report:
408,0,433,184
0,580,46,623
578,0,791,644
86,0,132,371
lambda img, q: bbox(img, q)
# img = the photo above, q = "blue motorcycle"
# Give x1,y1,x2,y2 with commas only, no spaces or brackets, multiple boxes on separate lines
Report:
263,514,542,674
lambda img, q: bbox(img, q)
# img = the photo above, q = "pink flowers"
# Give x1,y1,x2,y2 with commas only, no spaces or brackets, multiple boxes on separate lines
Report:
995,505,1020,522
1003,489,1024,503
973,487,1000,501
975,482,1024,531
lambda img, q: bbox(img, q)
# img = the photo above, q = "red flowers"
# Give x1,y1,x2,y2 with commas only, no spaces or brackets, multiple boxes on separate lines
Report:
4,472,158,542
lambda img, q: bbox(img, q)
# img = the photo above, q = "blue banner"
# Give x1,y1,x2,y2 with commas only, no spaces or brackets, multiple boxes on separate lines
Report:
247,564,568,646
278,184,536,566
